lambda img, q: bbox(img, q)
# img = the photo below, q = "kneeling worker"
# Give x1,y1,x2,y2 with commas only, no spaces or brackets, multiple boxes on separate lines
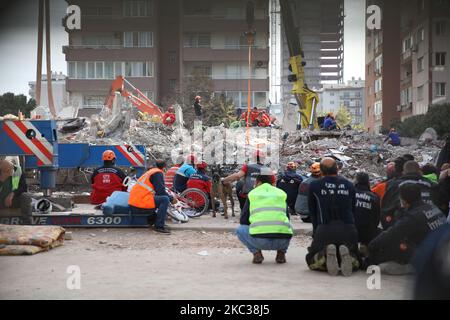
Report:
129,159,177,234
236,167,293,264
91,150,127,205
0,159,32,224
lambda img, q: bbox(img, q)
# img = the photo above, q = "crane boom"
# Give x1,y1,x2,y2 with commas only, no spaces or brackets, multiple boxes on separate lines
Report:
279,0,319,130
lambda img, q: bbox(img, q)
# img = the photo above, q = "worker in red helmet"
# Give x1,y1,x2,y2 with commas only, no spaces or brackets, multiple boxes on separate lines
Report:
250,107,260,126
257,111,271,127
187,161,212,207
90,150,127,205
193,95,203,120
162,105,176,127
222,149,275,210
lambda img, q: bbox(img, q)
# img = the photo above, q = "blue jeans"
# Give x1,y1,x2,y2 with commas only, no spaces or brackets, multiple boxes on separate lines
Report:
236,225,291,254
130,195,169,229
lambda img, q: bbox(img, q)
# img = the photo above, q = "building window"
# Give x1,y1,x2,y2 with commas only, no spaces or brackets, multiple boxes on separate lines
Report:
417,85,424,101
84,6,113,16
169,79,177,91
95,62,104,78
401,87,412,106
125,61,153,77
418,56,424,72
83,95,105,108
183,0,211,15
124,31,153,47
402,36,413,53
76,62,86,79
142,91,154,100
436,82,446,97
169,51,177,64
374,101,382,116
213,91,267,108
114,62,123,77
436,52,446,66
184,33,211,48
123,0,153,17
87,62,95,79
375,78,382,93
436,21,447,35
105,62,114,79
330,101,335,105
68,62,76,78
330,92,334,96
375,55,383,73
418,27,425,42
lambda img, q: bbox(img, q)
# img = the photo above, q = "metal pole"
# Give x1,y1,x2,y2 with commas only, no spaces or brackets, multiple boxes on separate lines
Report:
45,0,56,117
35,0,44,106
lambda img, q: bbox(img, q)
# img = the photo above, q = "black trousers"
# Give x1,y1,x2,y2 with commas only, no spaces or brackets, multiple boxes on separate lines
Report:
368,243,414,265
235,180,247,210
0,193,32,224
357,225,383,246
306,221,359,267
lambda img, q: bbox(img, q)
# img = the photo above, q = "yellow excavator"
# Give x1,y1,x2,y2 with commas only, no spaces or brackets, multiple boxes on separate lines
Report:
279,0,320,130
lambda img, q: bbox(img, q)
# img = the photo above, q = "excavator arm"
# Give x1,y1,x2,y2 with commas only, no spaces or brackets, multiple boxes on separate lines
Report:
105,75,163,119
279,0,319,130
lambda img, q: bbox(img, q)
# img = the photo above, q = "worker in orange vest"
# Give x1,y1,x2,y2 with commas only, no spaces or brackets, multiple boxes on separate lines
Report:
162,105,176,126
129,159,177,234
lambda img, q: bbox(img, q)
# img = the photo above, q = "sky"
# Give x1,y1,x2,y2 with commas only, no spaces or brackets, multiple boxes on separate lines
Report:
0,0,366,97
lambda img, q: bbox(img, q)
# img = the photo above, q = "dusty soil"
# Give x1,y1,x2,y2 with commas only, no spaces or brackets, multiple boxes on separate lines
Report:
0,228,413,300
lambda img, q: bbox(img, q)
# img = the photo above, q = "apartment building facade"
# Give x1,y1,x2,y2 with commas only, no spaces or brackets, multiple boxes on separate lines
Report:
29,72,68,115
64,0,269,110
365,0,450,134
317,78,365,125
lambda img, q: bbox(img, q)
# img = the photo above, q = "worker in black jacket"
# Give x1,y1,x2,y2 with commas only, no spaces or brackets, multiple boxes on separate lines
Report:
306,157,360,276
353,172,381,245
368,183,447,268
381,161,438,230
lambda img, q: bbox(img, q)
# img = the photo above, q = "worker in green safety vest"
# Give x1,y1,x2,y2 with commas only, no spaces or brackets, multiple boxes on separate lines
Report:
0,159,32,224
236,167,293,264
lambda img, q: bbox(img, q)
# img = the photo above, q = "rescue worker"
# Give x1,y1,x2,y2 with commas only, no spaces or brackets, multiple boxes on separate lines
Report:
295,162,321,222
236,167,293,264
250,107,260,126
367,183,447,274
222,150,275,210
173,154,197,193
436,132,450,171
162,105,176,127
129,159,176,234
187,161,212,208
91,150,126,205
381,161,438,230
323,113,337,131
371,162,396,201
306,158,359,276
0,159,32,225
276,162,303,214
422,163,439,184
256,111,271,127
193,96,203,121
164,156,184,191
353,172,381,246
384,128,401,146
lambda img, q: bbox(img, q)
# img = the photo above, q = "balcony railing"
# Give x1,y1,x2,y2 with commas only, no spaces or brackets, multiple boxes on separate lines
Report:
63,45,154,50
183,45,268,50
183,74,268,80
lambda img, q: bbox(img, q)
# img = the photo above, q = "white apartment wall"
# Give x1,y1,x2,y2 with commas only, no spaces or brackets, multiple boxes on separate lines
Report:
431,17,450,106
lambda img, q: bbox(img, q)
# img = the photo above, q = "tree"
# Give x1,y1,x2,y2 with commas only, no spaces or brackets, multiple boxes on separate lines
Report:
0,92,36,117
335,106,353,128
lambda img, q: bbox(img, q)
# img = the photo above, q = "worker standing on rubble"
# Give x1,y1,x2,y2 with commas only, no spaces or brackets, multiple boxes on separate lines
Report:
173,154,197,193
222,150,275,210
162,105,176,127
295,162,322,222
381,161,438,230
193,96,203,121
276,162,303,214
129,159,176,234
236,167,293,264
306,157,360,276
366,183,447,274
90,150,126,205
384,128,401,146
353,172,381,247
0,159,32,225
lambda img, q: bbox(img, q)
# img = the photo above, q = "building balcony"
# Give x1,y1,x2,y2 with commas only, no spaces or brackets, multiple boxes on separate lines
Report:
182,76,268,91
66,78,156,93
182,17,268,32
182,46,268,62
63,46,157,61
65,17,157,32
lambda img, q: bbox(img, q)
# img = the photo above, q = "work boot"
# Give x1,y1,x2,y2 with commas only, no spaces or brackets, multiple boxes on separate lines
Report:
325,244,339,276
276,250,286,264
339,245,353,277
252,250,264,264
154,227,171,234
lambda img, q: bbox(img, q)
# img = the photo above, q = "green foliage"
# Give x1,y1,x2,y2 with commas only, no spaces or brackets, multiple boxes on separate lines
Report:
394,103,450,139
0,92,36,117
335,106,353,128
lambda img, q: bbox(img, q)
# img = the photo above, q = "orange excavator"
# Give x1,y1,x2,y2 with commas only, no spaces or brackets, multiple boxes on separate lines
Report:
104,75,163,119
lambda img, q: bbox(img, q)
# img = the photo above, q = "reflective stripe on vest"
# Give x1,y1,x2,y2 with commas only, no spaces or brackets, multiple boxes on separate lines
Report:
248,183,293,236
12,165,22,191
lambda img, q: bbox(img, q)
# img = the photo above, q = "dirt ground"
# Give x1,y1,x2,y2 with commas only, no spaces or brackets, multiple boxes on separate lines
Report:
0,228,414,300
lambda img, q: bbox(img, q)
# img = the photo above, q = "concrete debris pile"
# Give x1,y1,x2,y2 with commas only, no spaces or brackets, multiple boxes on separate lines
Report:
281,130,442,181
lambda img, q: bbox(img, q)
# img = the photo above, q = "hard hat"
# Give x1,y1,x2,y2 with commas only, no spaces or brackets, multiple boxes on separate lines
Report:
195,95,201,101
102,150,116,161
186,154,196,165
197,161,207,170
310,162,321,175
287,162,298,170
168,105,175,112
